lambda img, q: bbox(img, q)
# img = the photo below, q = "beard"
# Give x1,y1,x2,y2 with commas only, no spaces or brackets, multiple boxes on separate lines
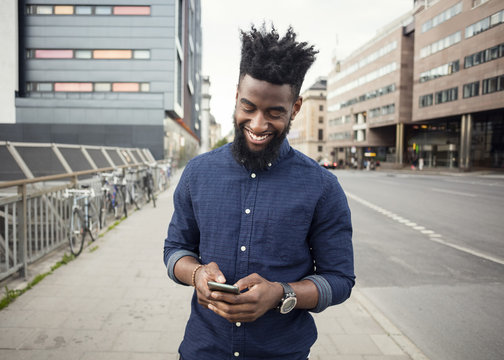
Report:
231,114,291,171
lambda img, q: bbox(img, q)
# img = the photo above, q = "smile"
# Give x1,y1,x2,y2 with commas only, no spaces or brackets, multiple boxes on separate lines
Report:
246,128,272,142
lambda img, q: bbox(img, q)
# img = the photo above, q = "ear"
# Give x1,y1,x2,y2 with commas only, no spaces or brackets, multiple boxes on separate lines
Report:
291,96,303,120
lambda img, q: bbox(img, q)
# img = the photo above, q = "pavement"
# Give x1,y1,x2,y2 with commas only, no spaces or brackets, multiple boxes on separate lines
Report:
0,170,429,360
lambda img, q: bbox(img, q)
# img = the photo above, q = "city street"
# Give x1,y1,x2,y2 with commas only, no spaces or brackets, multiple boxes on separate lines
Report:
335,169,504,360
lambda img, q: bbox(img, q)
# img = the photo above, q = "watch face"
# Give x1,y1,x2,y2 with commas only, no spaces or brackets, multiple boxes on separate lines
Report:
280,297,297,314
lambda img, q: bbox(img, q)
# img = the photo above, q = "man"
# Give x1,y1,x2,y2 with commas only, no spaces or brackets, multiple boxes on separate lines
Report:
164,24,354,360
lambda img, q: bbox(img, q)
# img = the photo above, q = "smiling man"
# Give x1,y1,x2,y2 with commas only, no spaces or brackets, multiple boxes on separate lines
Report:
164,24,355,360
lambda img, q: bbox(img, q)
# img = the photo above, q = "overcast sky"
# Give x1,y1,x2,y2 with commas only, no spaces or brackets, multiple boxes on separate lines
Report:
201,0,413,136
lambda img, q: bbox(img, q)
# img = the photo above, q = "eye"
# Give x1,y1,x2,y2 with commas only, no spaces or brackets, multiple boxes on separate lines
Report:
268,110,282,119
241,106,255,113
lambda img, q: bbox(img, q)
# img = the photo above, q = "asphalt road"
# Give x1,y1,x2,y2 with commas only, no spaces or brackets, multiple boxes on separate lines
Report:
334,169,504,360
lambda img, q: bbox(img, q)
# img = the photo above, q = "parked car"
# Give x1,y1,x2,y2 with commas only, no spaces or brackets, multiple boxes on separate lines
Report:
318,159,338,169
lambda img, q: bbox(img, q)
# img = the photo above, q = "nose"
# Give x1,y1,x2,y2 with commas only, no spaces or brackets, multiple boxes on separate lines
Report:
249,111,268,133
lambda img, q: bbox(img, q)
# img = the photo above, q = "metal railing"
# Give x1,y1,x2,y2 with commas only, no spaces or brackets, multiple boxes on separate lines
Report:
0,163,168,281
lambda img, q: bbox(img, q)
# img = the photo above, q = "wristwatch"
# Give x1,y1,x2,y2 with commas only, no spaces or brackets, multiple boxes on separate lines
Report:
276,282,297,314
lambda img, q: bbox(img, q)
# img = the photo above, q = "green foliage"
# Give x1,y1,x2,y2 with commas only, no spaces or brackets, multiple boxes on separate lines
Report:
212,138,229,150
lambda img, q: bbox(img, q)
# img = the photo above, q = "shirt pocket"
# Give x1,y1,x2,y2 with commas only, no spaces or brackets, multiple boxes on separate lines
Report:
265,213,311,263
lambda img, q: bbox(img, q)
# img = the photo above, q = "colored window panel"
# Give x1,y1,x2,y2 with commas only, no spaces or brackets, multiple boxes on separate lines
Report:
36,6,53,15
140,83,150,92
35,49,73,59
37,83,53,92
94,83,112,92
133,50,150,59
75,50,92,59
113,83,140,92
113,6,150,15
93,50,132,59
54,83,93,92
54,6,74,15
75,6,92,15
95,6,112,15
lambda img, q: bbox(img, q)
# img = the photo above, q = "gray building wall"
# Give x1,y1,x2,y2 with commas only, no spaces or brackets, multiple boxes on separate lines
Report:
3,0,201,160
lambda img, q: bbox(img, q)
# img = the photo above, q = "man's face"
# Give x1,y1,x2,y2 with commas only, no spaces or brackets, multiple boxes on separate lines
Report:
234,74,302,153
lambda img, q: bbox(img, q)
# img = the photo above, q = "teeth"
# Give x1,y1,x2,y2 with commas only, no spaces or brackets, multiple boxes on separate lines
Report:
247,129,269,141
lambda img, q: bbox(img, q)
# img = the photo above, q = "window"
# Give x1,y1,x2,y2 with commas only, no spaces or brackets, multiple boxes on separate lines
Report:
75,50,92,59
318,116,324,124
369,107,381,118
420,60,459,82
54,83,92,92
318,129,324,141
26,82,150,93
27,49,150,60
133,50,151,59
75,6,92,15
27,5,150,16
435,87,458,104
319,105,324,111
420,32,461,58
419,94,433,108
317,146,323,152
113,6,150,16
95,6,112,15
463,82,480,98
465,10,504,39
54,6,73,15
464,43,504,69
472,0,489,8
94,83,111,92
482,75,504,94
422,2,462,32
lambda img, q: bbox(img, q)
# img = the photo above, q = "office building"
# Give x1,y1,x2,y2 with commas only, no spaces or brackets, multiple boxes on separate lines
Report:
412,0,504,169
288,77,327,161
326,11,414,168
0,0,202,163
326,0,503,169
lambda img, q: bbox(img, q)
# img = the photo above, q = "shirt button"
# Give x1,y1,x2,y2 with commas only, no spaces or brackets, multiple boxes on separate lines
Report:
236,322,241,327
241,246,246,252
245,209,251,214
268,163,272,167
234,352,240,357
250,173,256,178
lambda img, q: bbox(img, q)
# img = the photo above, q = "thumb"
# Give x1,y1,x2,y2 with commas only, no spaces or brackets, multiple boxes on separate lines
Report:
234,273,262,291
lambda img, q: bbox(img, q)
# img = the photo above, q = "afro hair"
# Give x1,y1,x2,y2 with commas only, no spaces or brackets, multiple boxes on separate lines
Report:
239,24,318,100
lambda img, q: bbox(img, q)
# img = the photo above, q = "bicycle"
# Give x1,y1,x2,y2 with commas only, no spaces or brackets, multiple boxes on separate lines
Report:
125,168,143,211
100,171,127,227
142,167,156,208
63,185,100,256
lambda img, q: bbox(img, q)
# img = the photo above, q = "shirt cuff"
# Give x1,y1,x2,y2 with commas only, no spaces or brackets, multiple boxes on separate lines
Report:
166,249,200,285
302,275,332,313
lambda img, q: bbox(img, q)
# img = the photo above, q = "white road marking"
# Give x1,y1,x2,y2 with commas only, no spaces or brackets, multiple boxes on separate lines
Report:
432,188,476,197
346,192,504,266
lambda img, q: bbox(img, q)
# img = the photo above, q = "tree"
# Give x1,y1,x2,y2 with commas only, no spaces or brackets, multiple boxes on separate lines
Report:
212,138,229,150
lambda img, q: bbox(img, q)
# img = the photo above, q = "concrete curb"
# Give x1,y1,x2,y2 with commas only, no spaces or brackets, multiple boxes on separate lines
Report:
353,288,429,360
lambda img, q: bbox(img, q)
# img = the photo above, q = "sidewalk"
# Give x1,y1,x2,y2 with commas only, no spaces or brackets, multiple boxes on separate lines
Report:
0,175,427,360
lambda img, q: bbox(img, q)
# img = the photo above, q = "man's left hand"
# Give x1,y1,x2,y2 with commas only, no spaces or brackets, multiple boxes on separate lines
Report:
207,273,284,322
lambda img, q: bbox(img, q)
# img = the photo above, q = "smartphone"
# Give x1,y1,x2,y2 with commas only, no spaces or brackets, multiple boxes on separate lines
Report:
207,281,240,294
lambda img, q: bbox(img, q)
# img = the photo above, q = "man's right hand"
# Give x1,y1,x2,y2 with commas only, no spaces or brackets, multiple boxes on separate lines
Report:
193,262,227,308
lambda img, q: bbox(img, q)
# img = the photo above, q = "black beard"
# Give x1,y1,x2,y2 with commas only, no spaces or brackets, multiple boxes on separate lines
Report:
231,115,291,171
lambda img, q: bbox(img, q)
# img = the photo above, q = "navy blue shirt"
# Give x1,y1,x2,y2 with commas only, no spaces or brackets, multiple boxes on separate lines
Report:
164,140,354,360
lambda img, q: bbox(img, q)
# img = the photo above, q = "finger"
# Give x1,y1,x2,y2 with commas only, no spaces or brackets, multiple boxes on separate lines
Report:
204,262,226,283
234,273,262,291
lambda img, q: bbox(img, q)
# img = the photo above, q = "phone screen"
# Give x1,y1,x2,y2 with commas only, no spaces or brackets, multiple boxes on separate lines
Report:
207,281,240,294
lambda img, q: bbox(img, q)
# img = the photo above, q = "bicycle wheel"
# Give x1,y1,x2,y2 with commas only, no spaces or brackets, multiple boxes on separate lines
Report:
99,197,108,229
69,208,86,256
88,202,100,242
129,187,140,210
151,189,156,208
113,188,125,219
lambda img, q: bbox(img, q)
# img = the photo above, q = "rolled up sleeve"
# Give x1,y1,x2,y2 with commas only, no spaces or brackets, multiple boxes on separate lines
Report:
305,172,355,312
163,162,201,285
